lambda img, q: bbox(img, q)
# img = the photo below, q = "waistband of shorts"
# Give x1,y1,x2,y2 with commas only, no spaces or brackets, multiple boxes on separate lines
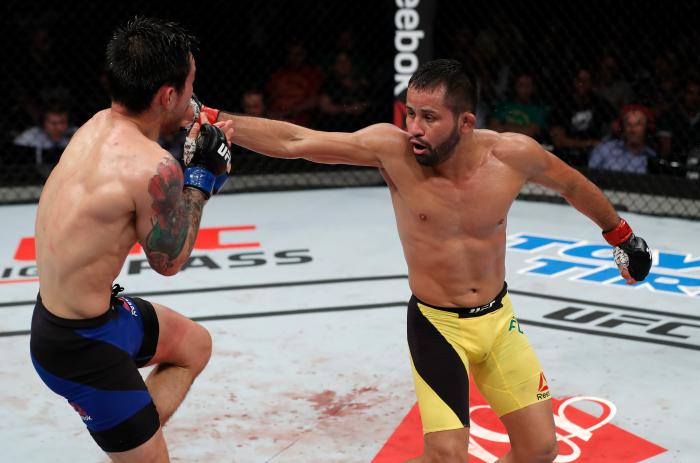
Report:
413,282,508,318
35,291,114,329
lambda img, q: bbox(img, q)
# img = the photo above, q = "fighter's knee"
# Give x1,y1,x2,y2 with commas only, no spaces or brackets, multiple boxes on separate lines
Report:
537,439,559,463
189,323,212,371
514,437,558,463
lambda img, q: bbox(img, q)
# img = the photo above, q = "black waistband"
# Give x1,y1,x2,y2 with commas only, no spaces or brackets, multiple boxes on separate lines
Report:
35,291,115,329
413,282,508,318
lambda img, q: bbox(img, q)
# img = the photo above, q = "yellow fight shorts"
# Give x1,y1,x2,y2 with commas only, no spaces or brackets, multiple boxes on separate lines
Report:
407,282,550,434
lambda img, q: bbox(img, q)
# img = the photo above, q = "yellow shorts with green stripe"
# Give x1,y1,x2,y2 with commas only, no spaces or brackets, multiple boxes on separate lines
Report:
407,282,550,434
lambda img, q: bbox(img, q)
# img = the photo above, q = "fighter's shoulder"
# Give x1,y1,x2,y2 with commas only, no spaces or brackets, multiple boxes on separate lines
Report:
65,109,107,141
355,123,410,153
102,122,179,185
134,141,179,181
484,130,545,162
107,115,172,164
126,145,182,205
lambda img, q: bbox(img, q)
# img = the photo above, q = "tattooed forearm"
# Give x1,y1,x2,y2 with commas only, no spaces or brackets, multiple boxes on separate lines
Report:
144,158,206,274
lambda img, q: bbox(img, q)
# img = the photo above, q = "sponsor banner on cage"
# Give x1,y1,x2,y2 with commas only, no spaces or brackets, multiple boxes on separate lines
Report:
392,0,436,128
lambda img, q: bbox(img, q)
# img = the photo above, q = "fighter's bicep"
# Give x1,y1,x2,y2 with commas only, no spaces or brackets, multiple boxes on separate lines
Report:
498,134,556,184
296,123,405,167
133,157,197,274
529,150,581,194
295,130,383,167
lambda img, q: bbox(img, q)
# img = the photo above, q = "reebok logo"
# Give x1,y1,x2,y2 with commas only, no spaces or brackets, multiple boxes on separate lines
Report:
537,372,551,400
393,0,425,96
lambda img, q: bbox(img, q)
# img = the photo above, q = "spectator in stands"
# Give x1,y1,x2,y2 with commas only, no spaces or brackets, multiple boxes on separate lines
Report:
13,104,76,177
447,27,493,128
657,77,700,175
241,89,267,117
474,25,515,104
588,106,657,174
488,71,547,141
267,41,323,127
321,29,368,77
595,53,634,112
651,51,681,119
549,67,617,166
232,89,269,163
317,51,370,132
634,51,681,121
9,27,71,134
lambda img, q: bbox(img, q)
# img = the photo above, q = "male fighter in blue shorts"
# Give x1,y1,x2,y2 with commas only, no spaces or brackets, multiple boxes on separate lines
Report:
30,17,233,462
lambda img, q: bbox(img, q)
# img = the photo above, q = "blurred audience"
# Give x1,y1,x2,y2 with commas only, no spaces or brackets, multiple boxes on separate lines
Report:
235,89,268,160
549,67,617,166
633,51,681,122
657,77,700,176
267,42,324,126
588,106,657,174
447,27,493,128
317,52,371,132
321,29,368,77
595,53,634,112
13,104,76,177
488,71,547,141
2,6,700,187
241,89,267,117
9,27,71,134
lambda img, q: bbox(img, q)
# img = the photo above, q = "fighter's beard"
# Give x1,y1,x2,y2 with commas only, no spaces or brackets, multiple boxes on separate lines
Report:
415,125,461,166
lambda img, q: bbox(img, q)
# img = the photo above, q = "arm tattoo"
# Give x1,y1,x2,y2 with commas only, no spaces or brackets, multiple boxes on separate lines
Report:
144,158,205,273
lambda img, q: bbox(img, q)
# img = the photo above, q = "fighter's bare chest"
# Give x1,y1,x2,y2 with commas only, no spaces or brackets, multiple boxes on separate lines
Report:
386,169,520,235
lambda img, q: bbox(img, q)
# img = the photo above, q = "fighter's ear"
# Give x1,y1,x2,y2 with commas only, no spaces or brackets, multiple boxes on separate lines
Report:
155,85,177,111
460,111,476,132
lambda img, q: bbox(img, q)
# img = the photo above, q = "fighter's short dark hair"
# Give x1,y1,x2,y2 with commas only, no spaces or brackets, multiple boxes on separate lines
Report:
105,16,198,114
408,59,479,115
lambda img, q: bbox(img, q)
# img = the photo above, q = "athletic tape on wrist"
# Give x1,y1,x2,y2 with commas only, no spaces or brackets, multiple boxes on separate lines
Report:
603,218,633,246
201,106,220,123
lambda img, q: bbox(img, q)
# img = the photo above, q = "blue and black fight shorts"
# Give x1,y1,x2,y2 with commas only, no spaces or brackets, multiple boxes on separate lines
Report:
30,285,160,452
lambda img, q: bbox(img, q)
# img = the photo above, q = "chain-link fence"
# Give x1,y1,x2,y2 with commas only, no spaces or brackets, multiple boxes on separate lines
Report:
2,1,699,218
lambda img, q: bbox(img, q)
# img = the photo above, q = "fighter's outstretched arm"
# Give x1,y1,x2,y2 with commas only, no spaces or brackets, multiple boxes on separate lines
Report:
219,112,401,168
193,96,403,166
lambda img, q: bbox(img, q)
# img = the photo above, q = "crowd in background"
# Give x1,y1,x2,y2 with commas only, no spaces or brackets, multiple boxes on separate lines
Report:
3,1,699,184
479,57,700,178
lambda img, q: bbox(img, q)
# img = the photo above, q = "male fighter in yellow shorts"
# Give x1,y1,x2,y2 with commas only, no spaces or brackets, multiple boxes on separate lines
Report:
199,59,651,462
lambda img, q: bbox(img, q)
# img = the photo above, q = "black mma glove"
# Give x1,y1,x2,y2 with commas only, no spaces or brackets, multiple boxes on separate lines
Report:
603,218,652,281
183,123,231,199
